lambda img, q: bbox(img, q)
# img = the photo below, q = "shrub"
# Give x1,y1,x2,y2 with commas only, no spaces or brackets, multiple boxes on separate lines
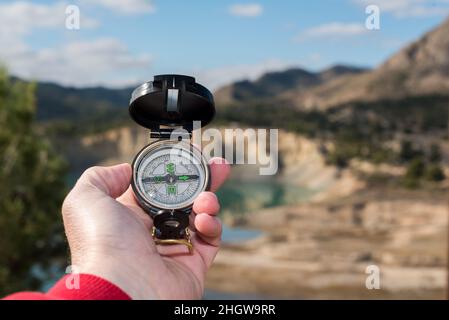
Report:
425,164,446,182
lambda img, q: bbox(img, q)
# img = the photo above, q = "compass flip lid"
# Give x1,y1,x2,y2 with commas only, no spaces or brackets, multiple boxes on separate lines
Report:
129,74,215,132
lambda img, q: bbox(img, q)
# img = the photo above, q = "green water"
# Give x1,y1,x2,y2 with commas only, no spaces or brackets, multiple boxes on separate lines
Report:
216,179,315,215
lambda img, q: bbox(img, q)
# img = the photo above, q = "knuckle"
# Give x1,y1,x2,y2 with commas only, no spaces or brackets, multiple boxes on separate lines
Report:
202,191,218,202
62,166,104,216
61,192,75,216
79,166,106,189
83,166,102,179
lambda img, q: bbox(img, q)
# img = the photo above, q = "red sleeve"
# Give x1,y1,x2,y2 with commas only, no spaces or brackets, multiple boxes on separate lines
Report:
3,274,131,300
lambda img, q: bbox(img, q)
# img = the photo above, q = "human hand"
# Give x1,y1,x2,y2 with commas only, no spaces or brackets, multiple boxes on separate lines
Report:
61,158,230,299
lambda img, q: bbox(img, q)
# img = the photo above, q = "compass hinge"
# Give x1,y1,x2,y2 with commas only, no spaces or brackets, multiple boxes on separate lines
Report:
149,127,192,140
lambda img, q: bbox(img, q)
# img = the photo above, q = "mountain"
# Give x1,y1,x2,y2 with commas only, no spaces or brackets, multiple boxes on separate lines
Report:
215,17,449,111
282,17,449,110
34,81,133,122
214,65,367,106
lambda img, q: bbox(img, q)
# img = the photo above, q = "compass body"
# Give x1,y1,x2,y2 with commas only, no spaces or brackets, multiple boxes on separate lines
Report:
128,74,215,251
132,140,209,213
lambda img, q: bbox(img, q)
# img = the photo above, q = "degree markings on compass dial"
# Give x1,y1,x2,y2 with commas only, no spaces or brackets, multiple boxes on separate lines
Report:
137,148,204,209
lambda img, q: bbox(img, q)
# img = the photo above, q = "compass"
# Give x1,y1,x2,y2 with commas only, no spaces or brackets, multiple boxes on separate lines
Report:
129,75,215,253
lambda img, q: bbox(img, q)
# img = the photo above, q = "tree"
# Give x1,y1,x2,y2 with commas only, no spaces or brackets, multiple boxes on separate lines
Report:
425,164,445,182
429,144,442,163
0,68,68,295
405,157,425,180
399,140,422,162
402,157,425,188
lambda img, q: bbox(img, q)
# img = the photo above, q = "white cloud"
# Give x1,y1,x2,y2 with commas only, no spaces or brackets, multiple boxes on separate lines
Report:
86,0,156,14
294,23,367,42
0,1,98,60
229,3,263,17
355,0,449,17
2,38,151,87
0,1,65,34
0,1,149,87
0,1,97,36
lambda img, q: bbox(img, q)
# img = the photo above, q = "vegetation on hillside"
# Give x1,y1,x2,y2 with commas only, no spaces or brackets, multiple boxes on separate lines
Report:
0,69,68,295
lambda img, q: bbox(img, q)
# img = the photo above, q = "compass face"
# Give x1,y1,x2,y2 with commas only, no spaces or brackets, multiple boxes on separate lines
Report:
133,141,209,210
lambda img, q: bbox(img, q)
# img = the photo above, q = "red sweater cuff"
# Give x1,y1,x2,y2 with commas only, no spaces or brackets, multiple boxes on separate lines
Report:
4,274,131,300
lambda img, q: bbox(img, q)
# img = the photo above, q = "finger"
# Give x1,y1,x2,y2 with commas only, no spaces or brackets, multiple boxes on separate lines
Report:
208,157,230,192
71,163,131,199
157,215,223,258
192,192,220,216
190,222,222,269
195,214,222,240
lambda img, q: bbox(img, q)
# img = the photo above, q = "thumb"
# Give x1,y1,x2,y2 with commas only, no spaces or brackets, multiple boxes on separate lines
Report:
72,163,132,199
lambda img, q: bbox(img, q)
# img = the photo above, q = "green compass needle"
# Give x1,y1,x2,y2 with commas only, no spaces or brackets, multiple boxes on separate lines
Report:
177,175,199,182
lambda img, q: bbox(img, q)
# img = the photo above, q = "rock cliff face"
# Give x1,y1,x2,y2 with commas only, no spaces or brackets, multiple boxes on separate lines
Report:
59,126,147,177
275,132,365,201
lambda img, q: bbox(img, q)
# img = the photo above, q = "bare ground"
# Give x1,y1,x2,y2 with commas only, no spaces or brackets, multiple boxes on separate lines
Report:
206,187,448,299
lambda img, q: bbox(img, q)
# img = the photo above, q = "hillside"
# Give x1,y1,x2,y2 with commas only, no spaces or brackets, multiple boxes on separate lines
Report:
282,17,449,110
34,81,132,122
214,65,367,106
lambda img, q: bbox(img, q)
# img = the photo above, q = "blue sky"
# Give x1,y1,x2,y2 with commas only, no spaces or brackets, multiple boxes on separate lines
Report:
0,0,448,90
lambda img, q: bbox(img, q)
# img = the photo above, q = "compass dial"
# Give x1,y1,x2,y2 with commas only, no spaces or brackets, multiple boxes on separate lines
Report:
133,141,209,210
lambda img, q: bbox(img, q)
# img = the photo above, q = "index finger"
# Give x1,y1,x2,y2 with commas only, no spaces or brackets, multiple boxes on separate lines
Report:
208,157,231,192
